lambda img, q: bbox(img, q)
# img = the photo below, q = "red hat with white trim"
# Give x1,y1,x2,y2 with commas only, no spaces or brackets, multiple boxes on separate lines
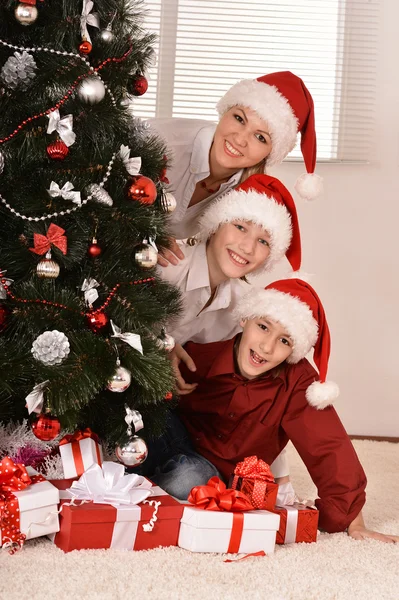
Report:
198,173,301,272
216,71,323,201
234,276,339,409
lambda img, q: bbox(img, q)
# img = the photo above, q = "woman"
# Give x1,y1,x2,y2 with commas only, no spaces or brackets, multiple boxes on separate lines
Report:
148,71,322,264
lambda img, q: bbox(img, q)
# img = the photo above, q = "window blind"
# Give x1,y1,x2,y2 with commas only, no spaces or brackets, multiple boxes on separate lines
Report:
133,0,379,162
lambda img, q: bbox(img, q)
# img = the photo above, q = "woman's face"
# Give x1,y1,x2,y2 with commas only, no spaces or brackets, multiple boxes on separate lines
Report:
211,106,272,172
207,221,271,281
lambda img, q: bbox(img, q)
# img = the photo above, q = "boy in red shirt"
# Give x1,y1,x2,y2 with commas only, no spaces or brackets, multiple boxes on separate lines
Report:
142,278,398,541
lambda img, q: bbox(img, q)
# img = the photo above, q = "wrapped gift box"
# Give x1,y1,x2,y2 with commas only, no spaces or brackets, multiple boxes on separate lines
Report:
0,466,60,547
229,456,278,511
50,483,184,552
59,429,103,479
230,476,278,511
178,506,280,554
272,504,319,544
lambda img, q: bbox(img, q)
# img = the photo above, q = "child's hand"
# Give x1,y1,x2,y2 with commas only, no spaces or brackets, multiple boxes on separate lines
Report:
158,238,185,267
169,343,198,396
348,525,398,543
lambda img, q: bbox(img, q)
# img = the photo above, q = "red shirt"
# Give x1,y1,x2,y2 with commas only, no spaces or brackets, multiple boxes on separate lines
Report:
178,336,367,533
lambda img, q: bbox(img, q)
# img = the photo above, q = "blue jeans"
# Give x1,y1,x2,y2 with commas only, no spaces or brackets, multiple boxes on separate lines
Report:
135,411,220,500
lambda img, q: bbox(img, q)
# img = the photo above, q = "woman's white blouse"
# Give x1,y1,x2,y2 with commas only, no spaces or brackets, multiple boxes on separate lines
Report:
147,117,242,239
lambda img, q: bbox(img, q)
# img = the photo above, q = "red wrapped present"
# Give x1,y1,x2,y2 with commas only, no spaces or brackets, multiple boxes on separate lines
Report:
272,503,319,544
230,456,278,510
59,428,103,479
178,477,280,554
0,457,60,553
49,462,183,552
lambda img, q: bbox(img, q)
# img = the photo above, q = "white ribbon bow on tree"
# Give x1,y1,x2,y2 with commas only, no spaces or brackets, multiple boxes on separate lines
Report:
80,0,100,45
119,145,142,176
48,181,82,206
67,461,152,505
125,405,144,434
25,381,49,415
111,320,143,354
0,273,12,299
81,278,99,305
47,109,76,147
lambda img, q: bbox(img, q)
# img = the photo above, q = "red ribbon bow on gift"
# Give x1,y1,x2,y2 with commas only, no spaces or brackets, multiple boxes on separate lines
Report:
234,456,274,482
29,223,67,256
0,457,32,554
188,476,254,513
233,456,274,509
59,428,99,446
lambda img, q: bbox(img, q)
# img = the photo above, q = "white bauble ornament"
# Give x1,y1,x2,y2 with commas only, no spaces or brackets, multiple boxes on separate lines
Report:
134,243,158,269
100,26,115,43
115,435,148,467
15,3,38,25
77,76,106,105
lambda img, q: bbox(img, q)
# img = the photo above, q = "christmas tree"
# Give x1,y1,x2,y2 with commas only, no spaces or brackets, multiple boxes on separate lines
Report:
0,0,181,461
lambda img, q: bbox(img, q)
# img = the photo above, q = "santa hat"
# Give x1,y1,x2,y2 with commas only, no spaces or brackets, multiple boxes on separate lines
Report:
216,71,323,201
198,173,301,272
234,277,339,409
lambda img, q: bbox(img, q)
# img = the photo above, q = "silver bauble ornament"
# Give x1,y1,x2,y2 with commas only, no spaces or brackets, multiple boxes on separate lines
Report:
160,192,177,213
115,435,148,467
15,3,38,25
100,26,115,43
107,365,132,393
134,243,158,269
157,332,175,353
36,252,60,279
77,76,106,105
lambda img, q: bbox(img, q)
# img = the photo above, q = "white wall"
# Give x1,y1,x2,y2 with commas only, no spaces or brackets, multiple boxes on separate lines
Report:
270,1,399,436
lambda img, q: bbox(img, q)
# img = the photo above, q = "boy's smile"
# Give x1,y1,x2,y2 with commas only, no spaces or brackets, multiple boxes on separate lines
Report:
237,318,294,379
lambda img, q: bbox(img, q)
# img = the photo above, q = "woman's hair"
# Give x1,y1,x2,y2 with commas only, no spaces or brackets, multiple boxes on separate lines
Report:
239,158,267,183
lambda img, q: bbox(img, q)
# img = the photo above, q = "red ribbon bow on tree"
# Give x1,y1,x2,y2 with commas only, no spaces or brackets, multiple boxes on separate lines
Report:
29,223,67,256
0,457,32,554
188,476,254,512
232,456,275,509
59,427,99,446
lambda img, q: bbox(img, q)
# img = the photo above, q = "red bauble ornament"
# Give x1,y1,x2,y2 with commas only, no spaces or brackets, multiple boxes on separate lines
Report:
87,310,109,333
79,40,92,54
0,304,8,332
46,140,69,161
31,413,61,441
127,74,148,96
164,391,173,401
88,238,102,257
126,175,157,205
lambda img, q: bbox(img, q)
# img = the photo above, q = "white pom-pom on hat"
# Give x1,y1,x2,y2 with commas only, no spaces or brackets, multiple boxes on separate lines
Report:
295,173,324,201
306,380,340,410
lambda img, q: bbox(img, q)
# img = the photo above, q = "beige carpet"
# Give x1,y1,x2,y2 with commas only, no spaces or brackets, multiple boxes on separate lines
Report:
1,440,398,600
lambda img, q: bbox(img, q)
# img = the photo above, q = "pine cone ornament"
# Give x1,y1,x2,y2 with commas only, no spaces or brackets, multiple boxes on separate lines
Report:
31,330,70,366
1,51,37,90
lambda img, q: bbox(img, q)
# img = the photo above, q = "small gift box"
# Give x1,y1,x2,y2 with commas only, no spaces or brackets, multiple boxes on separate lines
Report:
272,503,319,544
230,456,278,510
59,428,103,479
0,457,60,552
49,462,184,552
178,477,280,554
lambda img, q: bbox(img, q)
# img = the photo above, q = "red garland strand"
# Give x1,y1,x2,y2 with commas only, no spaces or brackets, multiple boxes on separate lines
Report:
0,270,155,318
0,46,132,145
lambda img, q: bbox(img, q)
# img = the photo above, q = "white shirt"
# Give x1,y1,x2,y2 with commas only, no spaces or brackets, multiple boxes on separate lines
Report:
146,118,242,239
158,241,248,346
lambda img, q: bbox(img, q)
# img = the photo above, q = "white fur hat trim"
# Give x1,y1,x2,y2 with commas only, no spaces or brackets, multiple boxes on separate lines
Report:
234,288,318,363
306,380,340,409
198,189,292,272
216,79,299,167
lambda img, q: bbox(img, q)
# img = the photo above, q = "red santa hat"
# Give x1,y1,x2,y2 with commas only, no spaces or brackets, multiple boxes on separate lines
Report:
216,71,323,201
234,277,339,409
198,174,301,272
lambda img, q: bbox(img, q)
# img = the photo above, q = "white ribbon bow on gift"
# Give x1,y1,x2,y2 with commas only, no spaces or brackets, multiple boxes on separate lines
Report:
111,320,143,354
25,381,49,414
81,278,99,305
47,110,76,147
67,461,152,505
0,272,13,299
119,145,142,176
48,181,82,206
80,0,100,45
